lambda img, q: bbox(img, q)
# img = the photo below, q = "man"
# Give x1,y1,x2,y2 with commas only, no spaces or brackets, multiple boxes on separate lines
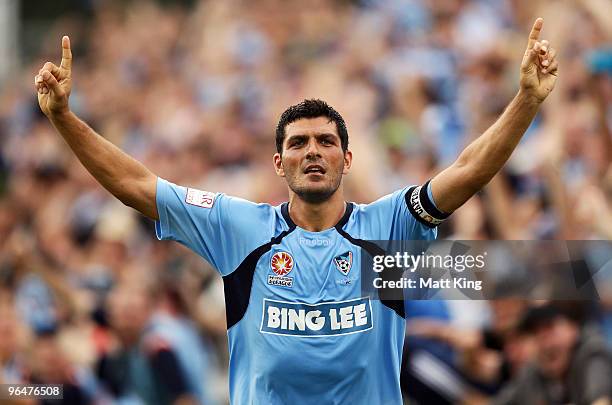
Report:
97,278,214,405
495,305,611,405
28,331,93,405
34,18,557,404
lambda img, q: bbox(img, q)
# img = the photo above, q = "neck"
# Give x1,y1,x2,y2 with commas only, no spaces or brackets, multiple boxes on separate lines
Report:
288,188,346,232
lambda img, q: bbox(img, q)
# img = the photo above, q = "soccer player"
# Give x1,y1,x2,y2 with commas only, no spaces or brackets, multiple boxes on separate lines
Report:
34,18,557,404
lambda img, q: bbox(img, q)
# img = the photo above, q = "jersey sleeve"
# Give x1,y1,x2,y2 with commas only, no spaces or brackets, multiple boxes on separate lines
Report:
360,180,449,241
155,177,275,275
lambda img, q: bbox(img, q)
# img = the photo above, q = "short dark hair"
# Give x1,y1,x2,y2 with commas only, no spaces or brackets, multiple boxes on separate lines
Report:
275,99,349,154
518,304,573,334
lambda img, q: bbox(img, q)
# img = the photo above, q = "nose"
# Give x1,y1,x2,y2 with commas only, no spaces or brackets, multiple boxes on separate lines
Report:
305,138,321,159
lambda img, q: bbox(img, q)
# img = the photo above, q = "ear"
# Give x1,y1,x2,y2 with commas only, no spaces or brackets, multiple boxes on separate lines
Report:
342,150,352,175
273,153,285,177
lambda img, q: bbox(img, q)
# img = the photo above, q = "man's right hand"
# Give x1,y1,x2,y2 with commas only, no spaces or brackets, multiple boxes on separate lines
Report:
34,35,72,117
31,35,158,220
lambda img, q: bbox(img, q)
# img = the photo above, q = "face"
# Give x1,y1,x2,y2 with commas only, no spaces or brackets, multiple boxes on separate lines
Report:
274,117,351,203
490,299,527,334
108,285,152,345
532,318,578,378
30,337,68,383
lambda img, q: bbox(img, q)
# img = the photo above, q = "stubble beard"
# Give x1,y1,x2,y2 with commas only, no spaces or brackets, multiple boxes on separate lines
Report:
288,172,342,204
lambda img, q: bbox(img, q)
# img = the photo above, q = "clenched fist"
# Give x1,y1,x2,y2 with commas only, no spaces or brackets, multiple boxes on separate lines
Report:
34,36,72,117
520,18,559,103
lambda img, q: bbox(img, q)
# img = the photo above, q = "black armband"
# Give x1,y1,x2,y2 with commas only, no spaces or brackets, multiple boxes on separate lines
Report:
405,180,450,228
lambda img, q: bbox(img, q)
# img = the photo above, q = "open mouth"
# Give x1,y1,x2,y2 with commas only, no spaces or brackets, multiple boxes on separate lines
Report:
304,165,326,175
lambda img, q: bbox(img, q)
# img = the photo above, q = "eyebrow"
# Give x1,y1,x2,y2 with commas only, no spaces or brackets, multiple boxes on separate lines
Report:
286,133,338,141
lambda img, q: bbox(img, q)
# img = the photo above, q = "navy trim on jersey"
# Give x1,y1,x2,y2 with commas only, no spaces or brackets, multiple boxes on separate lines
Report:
223,224,296,330
223,203,352,330
334,206,406,319
280,201,354,229
405,180,449,228
335,202,354,229
280,202,295,228
223,202,407,330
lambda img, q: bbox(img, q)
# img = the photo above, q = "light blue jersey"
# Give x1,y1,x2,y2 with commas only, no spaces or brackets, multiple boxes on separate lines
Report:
155,178,447,404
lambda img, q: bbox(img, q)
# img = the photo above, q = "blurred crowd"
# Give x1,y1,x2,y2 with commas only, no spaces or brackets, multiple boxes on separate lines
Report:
0,0,610,403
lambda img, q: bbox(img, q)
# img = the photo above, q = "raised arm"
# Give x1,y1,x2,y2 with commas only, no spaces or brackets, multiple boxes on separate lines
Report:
430,18,558,214
34,36,159,220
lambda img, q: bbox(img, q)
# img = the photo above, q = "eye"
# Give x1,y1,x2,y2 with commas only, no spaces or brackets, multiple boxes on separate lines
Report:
321,138,333,146
289,138,304,148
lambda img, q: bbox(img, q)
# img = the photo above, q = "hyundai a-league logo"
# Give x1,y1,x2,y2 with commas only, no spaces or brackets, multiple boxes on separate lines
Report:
271,251,294,276
268,251,294,288
334,251,353,276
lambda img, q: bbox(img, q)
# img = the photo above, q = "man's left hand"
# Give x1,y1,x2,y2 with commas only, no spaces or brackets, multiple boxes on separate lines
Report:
520,18,559,103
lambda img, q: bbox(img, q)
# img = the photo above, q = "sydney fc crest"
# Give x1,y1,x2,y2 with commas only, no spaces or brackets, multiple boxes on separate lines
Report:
333,251,353,276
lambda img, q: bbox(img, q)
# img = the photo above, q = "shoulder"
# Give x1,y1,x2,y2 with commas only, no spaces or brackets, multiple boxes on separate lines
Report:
346,184,442,240
573,326,612,365
343,188,411,240
356,181,449,228
158,177,280,223
352,187,410,216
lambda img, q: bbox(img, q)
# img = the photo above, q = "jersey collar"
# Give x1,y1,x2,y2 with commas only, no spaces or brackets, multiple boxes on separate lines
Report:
280,202,354,231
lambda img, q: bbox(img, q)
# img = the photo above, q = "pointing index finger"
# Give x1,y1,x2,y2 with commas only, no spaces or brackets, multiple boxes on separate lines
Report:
527,18,544,50
60,35,72,71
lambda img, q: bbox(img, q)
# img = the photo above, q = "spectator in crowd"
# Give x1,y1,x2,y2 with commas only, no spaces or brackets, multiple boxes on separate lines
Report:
494,304,612,405
97,276,218,404
28,331,93,405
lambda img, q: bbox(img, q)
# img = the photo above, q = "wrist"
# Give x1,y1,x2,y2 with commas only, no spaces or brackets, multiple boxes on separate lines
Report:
516,88,544,107
48,107,72,122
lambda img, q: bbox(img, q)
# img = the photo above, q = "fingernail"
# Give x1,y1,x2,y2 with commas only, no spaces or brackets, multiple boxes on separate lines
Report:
542,46,547,52
541,69,546,73
542,60,549,66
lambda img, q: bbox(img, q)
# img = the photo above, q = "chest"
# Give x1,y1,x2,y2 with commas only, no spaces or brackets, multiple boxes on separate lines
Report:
254,233,362,300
